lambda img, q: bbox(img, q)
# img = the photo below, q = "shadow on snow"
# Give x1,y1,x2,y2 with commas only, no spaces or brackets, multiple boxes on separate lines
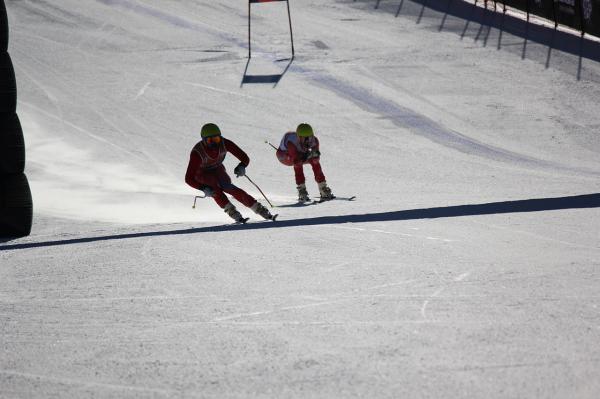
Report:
241,57,294,87
1,193,599,251
357,0,600,79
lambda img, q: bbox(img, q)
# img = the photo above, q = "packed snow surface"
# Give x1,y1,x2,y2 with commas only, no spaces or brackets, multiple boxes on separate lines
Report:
2,0,600,397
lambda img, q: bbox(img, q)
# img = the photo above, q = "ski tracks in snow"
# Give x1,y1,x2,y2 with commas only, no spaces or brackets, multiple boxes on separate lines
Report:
0,369,176,396
86,0,600,178
13,49,146,162
419,270,471,320
211,273,473,324
420,287,445,320
328,225,457,243
133,81,151,100
212,298,354,322
94,0,246,48
308,71,600,178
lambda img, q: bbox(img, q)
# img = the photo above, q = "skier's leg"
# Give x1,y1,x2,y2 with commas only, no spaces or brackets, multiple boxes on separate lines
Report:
221,184,273,220
215,167,256,208
309,158,325,183
293,163,310,201
309,158,333,199
293,163,306,185
216,169,274,220
211,188,230,208
222,185,256,208
200,169,230,207
223,201,245,223
250,201,275,220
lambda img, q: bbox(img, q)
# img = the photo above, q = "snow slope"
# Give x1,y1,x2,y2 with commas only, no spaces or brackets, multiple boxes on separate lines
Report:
1,0,600,397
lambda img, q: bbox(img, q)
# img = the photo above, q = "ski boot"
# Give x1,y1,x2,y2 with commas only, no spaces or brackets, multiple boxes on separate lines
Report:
224,203,247,224
251,201,276,220
318,181,334,201
297,183,310,202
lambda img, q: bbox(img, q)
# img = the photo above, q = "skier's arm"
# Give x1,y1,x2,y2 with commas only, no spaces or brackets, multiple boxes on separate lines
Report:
313,136,320,151
306,136,321,159
185,152,203,189
224,138,250,166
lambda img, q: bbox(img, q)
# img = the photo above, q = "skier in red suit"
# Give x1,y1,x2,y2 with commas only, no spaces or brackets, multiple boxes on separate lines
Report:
276,123,334,202
185,123,274,222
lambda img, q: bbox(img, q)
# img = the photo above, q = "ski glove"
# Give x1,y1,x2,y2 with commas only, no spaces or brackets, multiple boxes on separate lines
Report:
234,163,246,178
199,185,214,197
305,149,320,161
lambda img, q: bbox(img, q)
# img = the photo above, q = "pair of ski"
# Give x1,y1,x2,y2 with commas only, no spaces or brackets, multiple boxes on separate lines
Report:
233,195,356,224
278,195,356,208
304,195,356,205
235,214,278,225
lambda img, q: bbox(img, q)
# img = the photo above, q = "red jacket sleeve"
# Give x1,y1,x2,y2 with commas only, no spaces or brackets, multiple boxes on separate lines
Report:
185,151,203,189
224,138,250,166
313,137,320,151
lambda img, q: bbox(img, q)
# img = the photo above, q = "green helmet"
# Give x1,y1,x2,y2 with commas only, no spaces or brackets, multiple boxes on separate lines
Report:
201,123,221,138
296,123,314,137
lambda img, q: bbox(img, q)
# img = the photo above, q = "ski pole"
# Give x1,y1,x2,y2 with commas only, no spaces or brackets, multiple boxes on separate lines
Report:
264,140,278,151
192,194,206,209
245,174,274,208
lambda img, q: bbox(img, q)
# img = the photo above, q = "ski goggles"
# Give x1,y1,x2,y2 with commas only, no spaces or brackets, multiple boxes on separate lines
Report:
204,135,222,145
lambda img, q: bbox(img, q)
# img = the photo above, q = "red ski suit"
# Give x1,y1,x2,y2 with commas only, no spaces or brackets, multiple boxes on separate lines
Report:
276,132,326,185
185,138,256,209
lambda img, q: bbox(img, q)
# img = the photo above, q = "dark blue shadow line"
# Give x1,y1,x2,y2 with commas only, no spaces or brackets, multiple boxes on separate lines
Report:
1,193,598,251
